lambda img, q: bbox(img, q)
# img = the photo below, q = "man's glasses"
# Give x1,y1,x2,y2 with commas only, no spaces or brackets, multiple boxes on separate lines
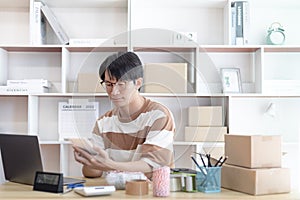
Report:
100,80,130,91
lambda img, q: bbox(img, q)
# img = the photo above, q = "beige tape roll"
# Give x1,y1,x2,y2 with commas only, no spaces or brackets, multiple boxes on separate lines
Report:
125,179,149,196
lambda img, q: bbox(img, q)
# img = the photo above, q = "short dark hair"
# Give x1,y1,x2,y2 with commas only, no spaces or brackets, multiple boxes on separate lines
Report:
99,52,143,82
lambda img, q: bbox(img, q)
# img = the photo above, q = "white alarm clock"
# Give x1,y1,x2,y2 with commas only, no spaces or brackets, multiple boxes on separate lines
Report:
266,22,285,45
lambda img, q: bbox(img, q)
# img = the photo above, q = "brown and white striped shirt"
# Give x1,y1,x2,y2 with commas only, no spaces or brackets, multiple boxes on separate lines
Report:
92,98,175,169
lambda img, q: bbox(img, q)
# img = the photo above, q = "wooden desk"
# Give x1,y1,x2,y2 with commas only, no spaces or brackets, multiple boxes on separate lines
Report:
0,178,299,200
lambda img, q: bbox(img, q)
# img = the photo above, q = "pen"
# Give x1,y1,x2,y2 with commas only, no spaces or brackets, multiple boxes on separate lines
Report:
199,153,207,168
219,156,228,167
193,152,207,168
206,154,212,167
190,156,206,175
214,156,223,167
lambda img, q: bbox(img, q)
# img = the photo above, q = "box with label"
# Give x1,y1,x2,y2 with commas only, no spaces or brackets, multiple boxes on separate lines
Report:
188,106,223,126
77,73,105,93
225,134,282,168
143,63,187,93
185,126,227,142
221,164,290,195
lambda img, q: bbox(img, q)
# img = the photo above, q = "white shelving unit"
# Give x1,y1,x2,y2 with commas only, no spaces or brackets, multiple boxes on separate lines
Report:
0,0,300,190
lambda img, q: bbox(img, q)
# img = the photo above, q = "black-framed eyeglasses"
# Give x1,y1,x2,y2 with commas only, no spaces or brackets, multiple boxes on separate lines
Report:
100,80,130,91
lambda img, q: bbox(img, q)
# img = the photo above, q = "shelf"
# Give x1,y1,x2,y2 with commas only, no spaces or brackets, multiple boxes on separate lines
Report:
200,45,261,53
263,46,300,52
40,0,128,8
133,45,197,53
39,140,66,145
132,0,227,9
174,141,224,146
65,45,128,52
1,45,62,52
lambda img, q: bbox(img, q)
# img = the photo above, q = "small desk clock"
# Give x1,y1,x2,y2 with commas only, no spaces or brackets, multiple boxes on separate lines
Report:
266,22,285,45
33,171,63,193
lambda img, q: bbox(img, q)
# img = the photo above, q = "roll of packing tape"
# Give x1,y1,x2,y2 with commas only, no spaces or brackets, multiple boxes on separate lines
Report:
125,179,149,196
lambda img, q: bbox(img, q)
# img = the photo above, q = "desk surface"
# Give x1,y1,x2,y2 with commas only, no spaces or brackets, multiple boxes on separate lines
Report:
0,178,299,200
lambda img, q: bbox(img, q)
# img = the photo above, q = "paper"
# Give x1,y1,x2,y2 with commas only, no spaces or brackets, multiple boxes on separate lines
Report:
58,99,99,140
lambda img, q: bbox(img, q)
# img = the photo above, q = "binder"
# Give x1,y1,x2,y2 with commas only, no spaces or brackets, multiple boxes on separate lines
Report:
235,1,244,45
234,1,249,45
31,2,46,45
41,3,69,44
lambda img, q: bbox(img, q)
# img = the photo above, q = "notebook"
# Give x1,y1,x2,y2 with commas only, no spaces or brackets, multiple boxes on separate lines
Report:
0,133,85,186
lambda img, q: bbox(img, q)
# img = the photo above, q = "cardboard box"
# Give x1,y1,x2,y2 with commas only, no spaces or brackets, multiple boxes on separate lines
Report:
143,63,187,93
221,164,290,195
188,106,223,126
185,126,227,142
225,134,282,168
77,73,105,93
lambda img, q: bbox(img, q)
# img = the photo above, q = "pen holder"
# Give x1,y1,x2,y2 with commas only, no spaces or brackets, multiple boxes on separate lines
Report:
196,167,221,193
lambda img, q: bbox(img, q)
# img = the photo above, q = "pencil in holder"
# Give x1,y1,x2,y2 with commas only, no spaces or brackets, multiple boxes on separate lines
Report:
196,166,221,193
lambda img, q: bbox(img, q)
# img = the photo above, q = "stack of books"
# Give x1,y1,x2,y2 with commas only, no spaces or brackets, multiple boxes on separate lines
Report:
0,79,51,94
231,0,249,45
31,2,69,45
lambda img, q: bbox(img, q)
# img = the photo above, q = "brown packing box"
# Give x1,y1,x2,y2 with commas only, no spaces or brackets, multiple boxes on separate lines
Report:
143,63,187,93
225,134,282,168
77,73,105,93
188,106,223,126
221,164,290,195
184,126,227,142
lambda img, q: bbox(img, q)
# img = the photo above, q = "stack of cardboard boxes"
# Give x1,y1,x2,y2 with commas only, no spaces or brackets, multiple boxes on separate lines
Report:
77,73,105,93
143,63,188,93
185,106,227,142
222,134,291,195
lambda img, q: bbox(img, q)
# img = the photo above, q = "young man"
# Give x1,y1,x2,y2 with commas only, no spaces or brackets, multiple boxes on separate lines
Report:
73,52,175,178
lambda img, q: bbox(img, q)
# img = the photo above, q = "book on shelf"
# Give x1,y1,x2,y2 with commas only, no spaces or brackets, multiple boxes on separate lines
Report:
69,38,115,46
0,85,49,95
242,1,250,45
31,2,46,45
58,99,99,140
40,2,69,44
232,1,249,45
7,79,51,88
231,2,237,45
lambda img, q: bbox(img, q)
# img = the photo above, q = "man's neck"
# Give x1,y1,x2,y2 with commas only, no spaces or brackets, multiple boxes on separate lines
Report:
118,95,145,121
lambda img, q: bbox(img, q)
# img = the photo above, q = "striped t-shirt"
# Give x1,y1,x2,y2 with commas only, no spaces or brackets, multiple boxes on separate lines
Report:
92,97,175,169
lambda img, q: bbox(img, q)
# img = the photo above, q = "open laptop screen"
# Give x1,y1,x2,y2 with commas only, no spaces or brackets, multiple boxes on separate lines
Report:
0,133,43,185
0,133,85,186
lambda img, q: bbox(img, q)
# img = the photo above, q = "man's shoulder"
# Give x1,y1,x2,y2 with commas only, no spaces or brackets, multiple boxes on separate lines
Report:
146,98,171,114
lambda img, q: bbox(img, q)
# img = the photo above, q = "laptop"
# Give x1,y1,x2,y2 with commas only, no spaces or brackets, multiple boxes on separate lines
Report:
0,133,85,185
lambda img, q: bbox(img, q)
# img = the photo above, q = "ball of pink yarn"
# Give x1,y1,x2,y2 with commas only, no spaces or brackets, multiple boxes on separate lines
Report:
152,166,170,197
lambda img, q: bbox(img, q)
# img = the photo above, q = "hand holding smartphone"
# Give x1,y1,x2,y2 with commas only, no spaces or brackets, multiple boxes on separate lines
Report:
69,138,98,155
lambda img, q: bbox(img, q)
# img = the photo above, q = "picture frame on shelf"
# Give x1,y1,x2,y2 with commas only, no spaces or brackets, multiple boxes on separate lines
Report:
220,68,242,93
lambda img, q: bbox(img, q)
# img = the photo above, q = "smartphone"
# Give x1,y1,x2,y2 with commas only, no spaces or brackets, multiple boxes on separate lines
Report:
69,138,98,155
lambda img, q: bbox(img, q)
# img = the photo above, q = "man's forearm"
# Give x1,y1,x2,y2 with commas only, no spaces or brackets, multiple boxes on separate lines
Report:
109,159,152,173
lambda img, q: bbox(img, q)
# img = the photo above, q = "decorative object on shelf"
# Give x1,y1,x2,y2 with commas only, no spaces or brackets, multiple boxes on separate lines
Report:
265,102,276,117
220,68,242,93
266,22,285,45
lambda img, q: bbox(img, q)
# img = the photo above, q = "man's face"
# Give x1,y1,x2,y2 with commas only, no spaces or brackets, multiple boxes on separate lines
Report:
103,70,136,108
